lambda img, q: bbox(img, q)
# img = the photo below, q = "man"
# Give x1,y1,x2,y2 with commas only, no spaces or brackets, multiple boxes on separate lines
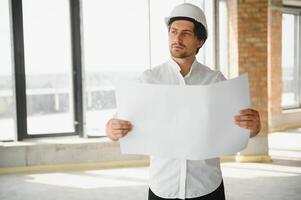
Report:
106,3,261,200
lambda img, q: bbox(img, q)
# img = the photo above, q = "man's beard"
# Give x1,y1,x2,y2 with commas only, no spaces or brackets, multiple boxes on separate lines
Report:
170,50,188,58
170,43,194,58
170,49,193,58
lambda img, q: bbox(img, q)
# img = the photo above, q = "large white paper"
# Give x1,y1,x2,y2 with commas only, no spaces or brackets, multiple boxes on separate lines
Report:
115,74,250,160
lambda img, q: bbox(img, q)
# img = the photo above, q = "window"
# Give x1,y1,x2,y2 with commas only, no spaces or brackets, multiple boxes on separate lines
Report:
0,0,16,141
281,12,301,109
82,0,149,136
3,0,229,140
23,0,75,134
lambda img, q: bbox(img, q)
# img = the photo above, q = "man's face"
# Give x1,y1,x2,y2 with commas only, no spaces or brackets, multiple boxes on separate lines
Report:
168,20,203,58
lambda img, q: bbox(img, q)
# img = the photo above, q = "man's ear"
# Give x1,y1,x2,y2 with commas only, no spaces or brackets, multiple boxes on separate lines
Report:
197,39,205,48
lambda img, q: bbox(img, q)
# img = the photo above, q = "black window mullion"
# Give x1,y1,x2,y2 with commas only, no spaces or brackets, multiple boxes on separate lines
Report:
10,0,27,141
70,0,84,137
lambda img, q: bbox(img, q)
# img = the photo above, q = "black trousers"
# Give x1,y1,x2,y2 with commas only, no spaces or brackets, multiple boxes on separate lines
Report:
148,181,225,200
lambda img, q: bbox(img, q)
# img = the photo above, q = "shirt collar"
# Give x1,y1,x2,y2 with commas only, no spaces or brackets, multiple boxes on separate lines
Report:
168,58,197,78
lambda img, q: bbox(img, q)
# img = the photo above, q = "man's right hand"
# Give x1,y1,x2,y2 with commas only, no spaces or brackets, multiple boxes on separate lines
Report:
106,118,133,141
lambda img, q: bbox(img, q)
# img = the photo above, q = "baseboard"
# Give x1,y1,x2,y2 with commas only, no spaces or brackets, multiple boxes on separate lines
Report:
0,159,150,175
235,155,272,163
269,124,301,133
220,155,236,162
0,155,273,175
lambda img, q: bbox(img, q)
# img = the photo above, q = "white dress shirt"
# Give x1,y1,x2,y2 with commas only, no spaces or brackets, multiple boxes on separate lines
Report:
139,58,226,199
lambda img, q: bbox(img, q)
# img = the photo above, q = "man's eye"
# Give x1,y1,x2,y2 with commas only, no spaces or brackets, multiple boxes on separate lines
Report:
183,32,192,36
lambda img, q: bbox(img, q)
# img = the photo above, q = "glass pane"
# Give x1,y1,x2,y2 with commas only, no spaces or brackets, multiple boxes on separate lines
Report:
0,0,15,141
219,0,228,78
82,0,149,136
150,0,183,66
281,13,299,108
23,0,74,134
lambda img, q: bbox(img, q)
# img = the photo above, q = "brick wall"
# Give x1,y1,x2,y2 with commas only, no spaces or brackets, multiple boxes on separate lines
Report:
229,0,269,135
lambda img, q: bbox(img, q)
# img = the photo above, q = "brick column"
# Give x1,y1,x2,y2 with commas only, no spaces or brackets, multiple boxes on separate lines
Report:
228,0,271,162
268,0,283,130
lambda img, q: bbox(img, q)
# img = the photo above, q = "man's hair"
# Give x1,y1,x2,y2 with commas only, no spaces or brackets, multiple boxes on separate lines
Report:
168,17,207,55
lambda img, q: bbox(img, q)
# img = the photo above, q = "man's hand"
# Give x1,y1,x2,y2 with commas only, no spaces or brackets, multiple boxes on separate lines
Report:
234,108,261,138
106,118,133,141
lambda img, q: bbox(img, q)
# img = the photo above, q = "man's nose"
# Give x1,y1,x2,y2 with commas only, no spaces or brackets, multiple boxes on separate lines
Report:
173,33,182,43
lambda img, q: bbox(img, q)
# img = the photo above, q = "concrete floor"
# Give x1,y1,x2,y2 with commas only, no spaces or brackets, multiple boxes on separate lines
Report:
1,129,301,200
0,161,300,200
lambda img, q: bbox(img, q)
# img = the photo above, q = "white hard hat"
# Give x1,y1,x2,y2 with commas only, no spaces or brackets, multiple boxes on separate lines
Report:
165,3,208,34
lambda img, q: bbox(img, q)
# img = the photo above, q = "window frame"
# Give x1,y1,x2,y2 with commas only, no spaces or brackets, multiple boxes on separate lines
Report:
10,0,83,140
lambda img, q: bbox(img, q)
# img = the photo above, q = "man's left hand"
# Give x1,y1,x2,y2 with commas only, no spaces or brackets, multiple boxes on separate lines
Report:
234,108,261,138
